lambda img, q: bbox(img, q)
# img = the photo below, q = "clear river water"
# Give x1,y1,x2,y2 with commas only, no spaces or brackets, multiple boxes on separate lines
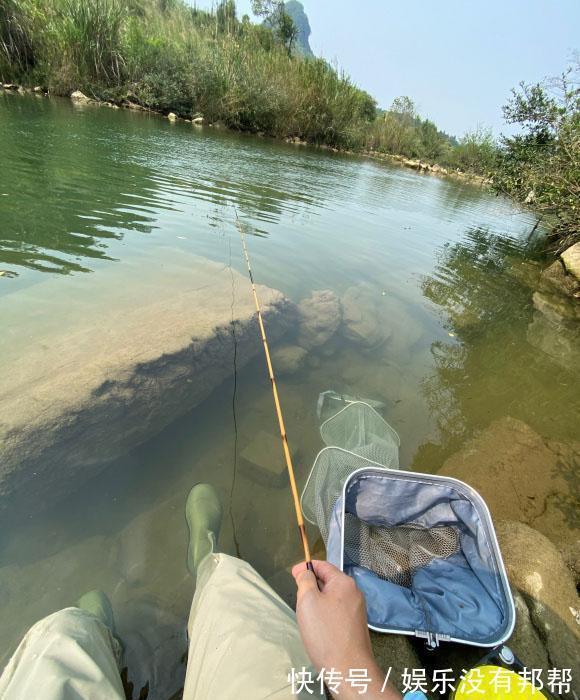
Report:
0,92,578,698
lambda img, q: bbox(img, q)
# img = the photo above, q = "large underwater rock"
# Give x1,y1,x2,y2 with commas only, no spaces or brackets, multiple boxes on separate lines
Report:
438,417,579,552
539,259,579,298
0,254,292,513
296,289,341,350
341,284,391,349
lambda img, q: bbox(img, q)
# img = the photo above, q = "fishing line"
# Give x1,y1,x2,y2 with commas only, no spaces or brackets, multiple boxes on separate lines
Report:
226,227,242,558
233,207,314,572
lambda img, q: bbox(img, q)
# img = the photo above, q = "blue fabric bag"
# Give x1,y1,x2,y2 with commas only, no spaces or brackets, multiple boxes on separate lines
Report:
326,464,515,648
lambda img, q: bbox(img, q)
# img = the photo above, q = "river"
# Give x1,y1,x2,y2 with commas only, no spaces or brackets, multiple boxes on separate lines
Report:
1,91,578,698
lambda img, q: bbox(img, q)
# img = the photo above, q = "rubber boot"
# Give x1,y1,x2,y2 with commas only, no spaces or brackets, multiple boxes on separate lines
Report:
77,589,116,632
77,589,123,661
185,483,223,578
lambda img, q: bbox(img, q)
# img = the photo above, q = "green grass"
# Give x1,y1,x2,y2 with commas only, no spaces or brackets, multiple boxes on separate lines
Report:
2,0,576,250
0,0,380,149
0,0,501,166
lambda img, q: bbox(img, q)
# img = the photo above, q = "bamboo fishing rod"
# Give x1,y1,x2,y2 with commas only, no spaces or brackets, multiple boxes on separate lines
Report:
234,211,314,573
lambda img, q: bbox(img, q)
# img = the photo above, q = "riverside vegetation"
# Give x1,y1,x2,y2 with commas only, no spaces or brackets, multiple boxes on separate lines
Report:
1,0,578,248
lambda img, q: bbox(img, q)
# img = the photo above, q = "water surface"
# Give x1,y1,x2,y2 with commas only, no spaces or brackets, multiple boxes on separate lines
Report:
1,92,578,698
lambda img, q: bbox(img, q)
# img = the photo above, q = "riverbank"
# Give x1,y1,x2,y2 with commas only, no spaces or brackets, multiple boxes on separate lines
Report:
0,82,489,188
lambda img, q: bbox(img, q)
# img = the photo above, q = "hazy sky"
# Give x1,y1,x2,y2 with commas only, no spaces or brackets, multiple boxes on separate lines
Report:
191,0,579,137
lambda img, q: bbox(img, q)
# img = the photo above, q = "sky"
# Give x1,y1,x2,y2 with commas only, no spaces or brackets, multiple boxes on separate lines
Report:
191,0,579,137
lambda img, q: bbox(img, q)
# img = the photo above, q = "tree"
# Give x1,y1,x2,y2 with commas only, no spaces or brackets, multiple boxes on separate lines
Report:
419,119,446,161
389,96,417,123
251,1,297,55
494,62,580,250
451,126,497,174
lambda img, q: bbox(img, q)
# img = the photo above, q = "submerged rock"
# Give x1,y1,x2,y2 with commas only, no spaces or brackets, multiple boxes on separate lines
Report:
527,307,580,369
539,259,579,298
533,290,580,324
341,284,391,349
0,255,292,513
296,289,341,350
509,590,550,670
271,344,307,375
438,417,579,551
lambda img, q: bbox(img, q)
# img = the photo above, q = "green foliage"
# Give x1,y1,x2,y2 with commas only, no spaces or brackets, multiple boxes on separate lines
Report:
365,96,456,163
446,127,498,174
251,0,297,55
48,0,127,90
494,64,580,249
1,0,378,147
390,95,416,122
0,0,38,80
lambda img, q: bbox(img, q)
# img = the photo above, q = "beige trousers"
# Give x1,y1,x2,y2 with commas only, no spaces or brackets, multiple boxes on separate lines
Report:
0,554,320,700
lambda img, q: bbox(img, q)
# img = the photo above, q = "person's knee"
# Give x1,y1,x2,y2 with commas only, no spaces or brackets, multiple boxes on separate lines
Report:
43,607,101,634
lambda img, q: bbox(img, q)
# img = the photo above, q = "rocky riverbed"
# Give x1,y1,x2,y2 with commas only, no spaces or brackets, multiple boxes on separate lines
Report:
0,253,292,514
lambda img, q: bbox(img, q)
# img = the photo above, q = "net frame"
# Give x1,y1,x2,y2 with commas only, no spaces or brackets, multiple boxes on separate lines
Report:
333,464,517,648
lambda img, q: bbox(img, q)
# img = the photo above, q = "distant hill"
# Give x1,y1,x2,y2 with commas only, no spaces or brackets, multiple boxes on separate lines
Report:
284,1,313,57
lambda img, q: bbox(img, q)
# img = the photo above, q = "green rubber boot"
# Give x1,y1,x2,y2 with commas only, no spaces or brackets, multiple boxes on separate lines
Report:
185,483,223,578
77,589,116,633
77,590,123,660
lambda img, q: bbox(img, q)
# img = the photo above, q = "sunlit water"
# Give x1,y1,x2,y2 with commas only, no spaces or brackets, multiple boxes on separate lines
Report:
1,92,578,698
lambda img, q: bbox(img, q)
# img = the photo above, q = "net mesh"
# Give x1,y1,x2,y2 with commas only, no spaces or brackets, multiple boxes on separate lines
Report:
320,401,400,466
344,515,459,588
301,405,460,587
301,403,399,542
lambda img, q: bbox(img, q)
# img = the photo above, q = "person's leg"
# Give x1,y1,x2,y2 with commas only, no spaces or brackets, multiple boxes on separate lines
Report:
182,484,322,700
0,592,124,700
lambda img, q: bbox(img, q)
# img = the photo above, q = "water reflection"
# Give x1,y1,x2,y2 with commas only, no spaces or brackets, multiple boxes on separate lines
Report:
0,94,335,278
417,226,580,468
0,95,164,274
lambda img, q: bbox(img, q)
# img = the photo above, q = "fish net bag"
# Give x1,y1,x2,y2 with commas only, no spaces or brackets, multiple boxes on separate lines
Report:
301,402,400,543
343,515,459,588
320,401,400,467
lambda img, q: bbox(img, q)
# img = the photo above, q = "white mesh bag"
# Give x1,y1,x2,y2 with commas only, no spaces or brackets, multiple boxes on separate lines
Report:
301,402,400,542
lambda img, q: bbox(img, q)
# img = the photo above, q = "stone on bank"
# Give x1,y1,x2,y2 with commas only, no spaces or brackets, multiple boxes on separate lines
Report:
561,242,580,282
